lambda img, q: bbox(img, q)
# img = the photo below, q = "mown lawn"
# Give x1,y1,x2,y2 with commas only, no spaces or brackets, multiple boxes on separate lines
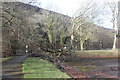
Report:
75,50,119,57
22,57,70,78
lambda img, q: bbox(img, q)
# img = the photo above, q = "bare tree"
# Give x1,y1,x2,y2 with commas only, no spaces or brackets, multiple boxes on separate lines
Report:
108,2,118,50
73,17,96,50
43,14,62,50
59,28,66,47
71,2,100,51
2,2,42,55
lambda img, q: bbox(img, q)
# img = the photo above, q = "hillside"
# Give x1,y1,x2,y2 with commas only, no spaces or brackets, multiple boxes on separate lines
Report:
2,2,114,56
95,26,114,49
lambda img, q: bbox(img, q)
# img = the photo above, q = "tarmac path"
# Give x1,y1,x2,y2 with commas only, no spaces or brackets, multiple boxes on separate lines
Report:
2,54,28,78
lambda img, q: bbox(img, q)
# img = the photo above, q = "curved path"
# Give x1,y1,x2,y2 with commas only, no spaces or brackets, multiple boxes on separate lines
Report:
2,54,28,78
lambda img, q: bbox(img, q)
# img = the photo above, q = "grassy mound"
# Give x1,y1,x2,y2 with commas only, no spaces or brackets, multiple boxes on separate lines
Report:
22,57,70,78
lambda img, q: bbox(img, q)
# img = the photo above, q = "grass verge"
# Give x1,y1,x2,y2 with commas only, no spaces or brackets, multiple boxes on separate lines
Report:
22,57,70,78
0,56,13,62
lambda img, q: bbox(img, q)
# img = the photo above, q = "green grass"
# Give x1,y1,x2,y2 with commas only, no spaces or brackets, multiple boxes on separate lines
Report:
75,50,119,57
76,65,97,72
22,57,70,78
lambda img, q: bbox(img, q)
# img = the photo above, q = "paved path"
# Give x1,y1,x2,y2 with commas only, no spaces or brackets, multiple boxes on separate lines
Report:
98,59,119,78
62,58,119,78
2,54,28,78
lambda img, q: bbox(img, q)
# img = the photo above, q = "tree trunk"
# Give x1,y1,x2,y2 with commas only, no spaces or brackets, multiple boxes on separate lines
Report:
80,42,84,51
71,34,74,49
112,34,117,50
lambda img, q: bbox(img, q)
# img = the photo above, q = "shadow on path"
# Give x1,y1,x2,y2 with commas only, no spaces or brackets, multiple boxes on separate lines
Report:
2,54,28,78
